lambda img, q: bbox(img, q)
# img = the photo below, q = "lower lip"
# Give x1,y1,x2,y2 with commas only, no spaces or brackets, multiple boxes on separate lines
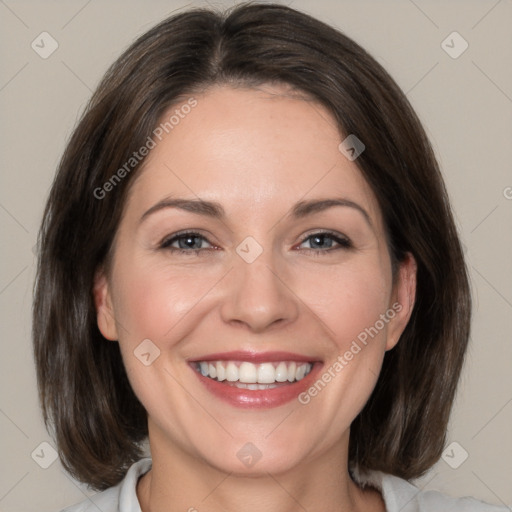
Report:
191,363,323,409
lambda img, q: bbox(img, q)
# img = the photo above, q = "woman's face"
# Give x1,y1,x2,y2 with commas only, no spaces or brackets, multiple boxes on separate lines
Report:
95,84,416,475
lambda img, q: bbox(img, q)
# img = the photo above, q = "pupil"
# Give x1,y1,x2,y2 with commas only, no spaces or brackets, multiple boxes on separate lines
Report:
180,236,201,249
312,235,332,249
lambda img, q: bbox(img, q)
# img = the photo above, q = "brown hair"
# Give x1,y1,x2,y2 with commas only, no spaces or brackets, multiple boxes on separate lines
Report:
33,2,471,491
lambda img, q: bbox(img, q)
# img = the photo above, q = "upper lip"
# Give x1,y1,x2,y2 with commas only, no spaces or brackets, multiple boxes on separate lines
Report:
188,351,321,363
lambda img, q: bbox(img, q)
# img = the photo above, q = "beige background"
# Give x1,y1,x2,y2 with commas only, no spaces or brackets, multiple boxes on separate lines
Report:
1,0,511,511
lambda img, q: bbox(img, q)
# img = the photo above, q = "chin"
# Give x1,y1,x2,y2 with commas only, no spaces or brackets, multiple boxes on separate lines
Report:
188,430,312,477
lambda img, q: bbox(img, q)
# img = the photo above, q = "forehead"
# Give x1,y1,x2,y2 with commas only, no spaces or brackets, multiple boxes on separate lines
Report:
124,84,382,229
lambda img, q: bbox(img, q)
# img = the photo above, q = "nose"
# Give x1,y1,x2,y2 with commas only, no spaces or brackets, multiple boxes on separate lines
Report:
220,248,300,333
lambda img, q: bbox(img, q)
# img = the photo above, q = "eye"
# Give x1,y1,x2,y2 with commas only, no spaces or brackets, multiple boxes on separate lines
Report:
159,230,351,256
297,231,352,254
160,231,215,254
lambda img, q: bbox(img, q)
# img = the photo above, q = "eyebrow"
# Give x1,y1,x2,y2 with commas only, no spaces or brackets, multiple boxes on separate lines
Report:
139,196,372,228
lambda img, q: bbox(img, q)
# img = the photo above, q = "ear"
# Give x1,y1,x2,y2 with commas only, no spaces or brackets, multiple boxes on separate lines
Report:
385,252,417,351
93,268,118,341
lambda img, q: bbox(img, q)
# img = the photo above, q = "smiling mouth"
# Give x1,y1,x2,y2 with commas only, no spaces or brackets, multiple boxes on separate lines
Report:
194,360,313,389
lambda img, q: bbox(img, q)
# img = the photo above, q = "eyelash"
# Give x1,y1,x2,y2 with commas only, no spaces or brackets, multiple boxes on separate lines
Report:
159,230,353,256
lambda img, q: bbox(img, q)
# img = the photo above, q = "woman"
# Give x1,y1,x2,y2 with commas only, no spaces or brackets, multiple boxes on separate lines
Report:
33,3,507,511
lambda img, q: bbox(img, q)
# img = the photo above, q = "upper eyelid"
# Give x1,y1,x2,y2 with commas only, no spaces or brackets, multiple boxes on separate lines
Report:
161,230,215,247
161,230,351,249
297,231,352,249
299,229,349,240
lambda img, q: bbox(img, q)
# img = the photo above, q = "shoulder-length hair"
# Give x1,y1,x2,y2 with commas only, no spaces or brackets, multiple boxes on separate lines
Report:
33,2,471,491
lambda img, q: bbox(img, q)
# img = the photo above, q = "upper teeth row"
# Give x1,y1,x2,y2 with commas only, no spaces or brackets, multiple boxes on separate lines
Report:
197,361,313,384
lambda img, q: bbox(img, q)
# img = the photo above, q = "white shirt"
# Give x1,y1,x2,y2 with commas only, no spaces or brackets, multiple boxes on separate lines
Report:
61,457,509,512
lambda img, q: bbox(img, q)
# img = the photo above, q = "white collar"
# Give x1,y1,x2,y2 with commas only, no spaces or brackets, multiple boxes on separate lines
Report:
109,457,505,512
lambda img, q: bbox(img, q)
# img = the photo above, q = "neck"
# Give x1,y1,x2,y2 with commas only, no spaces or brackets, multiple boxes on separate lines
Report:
137,424,385,512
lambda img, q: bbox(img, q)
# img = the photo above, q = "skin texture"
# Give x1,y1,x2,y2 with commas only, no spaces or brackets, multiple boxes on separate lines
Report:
94,84,417,512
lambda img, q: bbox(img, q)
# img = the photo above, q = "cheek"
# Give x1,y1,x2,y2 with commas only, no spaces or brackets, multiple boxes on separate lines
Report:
295,258,392,350
112,257,220,343
295,262,393,430
109,258,213,429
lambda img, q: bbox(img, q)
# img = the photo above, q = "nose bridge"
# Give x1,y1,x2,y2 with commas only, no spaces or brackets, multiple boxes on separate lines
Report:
220,238,299,331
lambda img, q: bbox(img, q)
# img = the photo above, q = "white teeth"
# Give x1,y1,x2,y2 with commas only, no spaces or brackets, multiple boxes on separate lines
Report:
275,362,288,382
257,362,276,384
296,364,306,381
226,361,238,382
216,362,226,381
195,360,313,385
239,361,258,383
287,362,296,382
232,382,278,390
